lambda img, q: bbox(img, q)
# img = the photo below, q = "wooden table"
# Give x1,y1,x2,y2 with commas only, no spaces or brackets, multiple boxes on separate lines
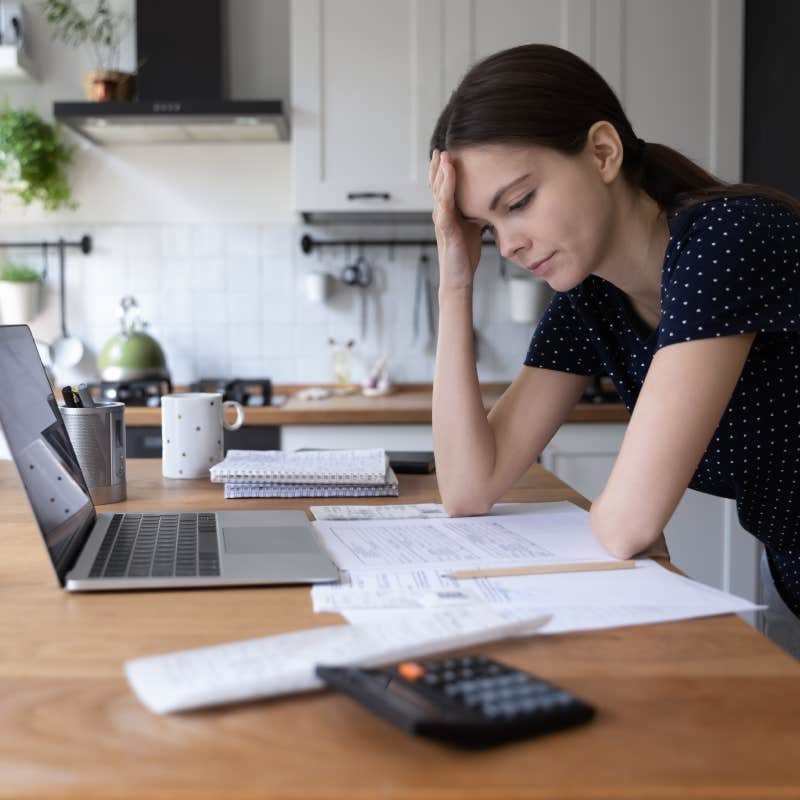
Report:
2,460,800,799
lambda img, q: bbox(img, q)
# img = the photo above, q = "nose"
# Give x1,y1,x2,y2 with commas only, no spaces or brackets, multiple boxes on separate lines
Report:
496,230,528,262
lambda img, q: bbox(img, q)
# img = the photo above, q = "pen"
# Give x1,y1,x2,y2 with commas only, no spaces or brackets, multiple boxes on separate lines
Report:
77,383,95,408
61,386,78,408
445,560,637,580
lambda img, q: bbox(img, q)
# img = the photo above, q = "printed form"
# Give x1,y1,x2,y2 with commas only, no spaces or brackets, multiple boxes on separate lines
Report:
313,502,615,572
310,502,762,631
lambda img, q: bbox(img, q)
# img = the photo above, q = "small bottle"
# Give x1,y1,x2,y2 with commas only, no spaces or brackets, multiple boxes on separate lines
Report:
329,337,355,392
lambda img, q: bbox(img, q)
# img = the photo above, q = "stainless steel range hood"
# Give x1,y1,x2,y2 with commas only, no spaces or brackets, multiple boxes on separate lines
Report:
53,0,289,144
53,100,288,144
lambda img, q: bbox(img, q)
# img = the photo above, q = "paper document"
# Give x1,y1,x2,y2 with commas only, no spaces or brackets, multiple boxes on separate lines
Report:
312,502,616,572
310,503,447,521
125,607,550,714
335,562,762,634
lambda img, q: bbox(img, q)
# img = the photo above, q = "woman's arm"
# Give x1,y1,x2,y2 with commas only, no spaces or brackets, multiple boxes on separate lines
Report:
429,150,591,515
590,332,756,557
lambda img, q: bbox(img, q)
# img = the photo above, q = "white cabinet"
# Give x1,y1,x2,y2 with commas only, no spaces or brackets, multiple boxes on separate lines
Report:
291,0,743,213
542,422,762,617
291,0,446,213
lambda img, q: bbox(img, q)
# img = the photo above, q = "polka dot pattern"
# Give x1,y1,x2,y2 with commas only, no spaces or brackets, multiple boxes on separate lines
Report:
525,196,800,615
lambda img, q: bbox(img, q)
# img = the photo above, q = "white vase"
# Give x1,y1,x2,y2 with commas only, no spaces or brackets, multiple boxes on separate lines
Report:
0,280,41,324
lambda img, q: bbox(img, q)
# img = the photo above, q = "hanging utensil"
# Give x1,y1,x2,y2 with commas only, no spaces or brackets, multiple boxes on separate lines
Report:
34,242,54,369
341,254,373,338
51,238,85,370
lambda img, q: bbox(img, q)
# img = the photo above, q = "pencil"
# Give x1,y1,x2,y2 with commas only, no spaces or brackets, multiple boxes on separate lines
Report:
445,560,637,580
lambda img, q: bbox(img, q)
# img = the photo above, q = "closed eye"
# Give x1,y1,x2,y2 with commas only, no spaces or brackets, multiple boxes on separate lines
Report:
481,190,535,236
480,191,534,237
508,191,534,212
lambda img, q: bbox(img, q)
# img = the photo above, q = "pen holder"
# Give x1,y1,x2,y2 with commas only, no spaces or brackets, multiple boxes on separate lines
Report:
59,401,127,504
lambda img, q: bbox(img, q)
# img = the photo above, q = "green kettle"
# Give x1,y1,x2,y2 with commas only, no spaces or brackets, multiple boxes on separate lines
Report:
97,296,169,382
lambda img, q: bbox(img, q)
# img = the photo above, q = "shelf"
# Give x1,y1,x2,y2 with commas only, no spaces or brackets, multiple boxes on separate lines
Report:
0,44,36,81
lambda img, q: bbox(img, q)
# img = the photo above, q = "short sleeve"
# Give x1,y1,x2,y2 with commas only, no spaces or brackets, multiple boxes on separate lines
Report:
524,291,603,375
657,198,800,350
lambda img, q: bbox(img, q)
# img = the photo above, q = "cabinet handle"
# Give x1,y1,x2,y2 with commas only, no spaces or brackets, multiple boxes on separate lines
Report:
346,192,391,201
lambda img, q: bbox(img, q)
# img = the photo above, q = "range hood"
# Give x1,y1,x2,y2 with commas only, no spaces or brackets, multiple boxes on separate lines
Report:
53,0,288,145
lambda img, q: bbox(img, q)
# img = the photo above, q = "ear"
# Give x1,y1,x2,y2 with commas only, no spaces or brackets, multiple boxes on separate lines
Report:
585,120,623,184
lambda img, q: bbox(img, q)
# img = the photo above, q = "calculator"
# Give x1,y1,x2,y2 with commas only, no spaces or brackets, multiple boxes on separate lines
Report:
315,655,595,747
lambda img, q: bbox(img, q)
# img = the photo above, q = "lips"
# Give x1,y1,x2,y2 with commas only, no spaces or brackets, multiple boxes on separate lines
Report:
527,253,554,275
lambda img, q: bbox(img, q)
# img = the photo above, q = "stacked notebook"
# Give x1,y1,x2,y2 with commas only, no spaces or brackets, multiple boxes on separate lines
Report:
210,448,399,498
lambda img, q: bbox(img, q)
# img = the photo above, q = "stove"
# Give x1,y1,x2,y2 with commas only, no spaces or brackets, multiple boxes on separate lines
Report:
97,378,173,407
188,378,273,407
93,377,274,408
109,376,280,458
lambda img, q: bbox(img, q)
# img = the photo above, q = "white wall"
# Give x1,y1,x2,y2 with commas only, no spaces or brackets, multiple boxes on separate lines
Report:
0,0,293,224
0,1,536,387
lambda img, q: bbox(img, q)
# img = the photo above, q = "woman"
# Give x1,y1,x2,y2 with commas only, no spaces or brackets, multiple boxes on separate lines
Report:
428,43,800,656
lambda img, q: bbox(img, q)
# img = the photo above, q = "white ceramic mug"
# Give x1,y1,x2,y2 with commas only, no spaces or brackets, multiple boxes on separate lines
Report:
304,271,334,304
509,276,551,324
161,393,245,478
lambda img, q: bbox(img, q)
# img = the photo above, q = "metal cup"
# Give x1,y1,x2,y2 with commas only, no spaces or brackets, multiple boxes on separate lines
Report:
59,400,127,504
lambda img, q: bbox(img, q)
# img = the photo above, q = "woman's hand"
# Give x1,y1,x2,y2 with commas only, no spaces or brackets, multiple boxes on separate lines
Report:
429,149,484,290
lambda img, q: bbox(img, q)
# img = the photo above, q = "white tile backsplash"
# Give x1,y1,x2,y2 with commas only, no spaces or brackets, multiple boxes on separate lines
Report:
7,221,537,386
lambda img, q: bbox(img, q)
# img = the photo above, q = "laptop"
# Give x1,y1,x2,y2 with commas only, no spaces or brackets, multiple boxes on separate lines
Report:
0,325,340,591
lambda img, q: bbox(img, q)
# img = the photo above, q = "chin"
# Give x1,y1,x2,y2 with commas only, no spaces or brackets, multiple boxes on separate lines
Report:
543,273,581,293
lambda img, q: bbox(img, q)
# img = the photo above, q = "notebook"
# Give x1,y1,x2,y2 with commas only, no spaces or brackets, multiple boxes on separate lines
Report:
223,469,400,499
210,448,389,485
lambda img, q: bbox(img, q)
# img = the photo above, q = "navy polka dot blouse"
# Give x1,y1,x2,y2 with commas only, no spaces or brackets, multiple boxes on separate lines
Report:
525,196,800,615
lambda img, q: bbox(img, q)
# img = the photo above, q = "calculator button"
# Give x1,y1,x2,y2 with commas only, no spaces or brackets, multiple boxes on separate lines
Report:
397,661,426,681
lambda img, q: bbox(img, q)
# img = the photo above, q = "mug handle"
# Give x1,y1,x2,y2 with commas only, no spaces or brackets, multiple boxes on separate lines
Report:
222,400,245,431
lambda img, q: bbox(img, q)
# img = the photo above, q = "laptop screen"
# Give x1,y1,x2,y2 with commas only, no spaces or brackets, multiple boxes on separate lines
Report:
0,325,95,584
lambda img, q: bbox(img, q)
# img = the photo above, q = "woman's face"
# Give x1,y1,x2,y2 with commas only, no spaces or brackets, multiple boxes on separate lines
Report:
451,140,618,292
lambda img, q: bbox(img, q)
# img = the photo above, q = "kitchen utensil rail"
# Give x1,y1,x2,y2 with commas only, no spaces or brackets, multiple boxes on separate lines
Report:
300,233,494,256
0,235,92,255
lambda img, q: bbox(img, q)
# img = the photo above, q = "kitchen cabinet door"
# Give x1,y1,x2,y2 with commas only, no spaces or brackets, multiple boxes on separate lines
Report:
291,0,446,213
291,0,742,213
290,0,591,213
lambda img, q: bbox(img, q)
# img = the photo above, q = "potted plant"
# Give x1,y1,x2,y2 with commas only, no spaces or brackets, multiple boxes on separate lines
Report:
0,263,42,324
0,107,75,210
41,0,135,102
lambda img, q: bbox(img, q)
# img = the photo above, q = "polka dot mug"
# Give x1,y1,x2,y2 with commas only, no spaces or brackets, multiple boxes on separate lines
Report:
161,393,245,479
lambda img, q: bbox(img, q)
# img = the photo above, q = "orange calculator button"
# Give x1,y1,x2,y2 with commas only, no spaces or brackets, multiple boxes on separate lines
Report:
397,661,426,681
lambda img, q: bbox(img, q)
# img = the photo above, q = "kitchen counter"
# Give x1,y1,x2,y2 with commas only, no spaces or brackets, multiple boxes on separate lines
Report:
122,383,629,426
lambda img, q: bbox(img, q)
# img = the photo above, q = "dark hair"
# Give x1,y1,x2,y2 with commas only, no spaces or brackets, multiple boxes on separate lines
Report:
431,43,800,216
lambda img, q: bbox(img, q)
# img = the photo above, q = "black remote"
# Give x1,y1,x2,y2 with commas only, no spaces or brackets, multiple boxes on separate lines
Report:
316,655,595,747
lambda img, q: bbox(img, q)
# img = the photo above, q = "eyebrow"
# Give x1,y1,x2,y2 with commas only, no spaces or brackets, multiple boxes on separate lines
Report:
459,173,531,221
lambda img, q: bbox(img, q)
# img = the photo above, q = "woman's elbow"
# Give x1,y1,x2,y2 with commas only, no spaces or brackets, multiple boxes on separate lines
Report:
440,491,493,518
589,499,653,559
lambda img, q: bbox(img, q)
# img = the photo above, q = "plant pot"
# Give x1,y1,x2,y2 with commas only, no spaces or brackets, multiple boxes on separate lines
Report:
0,280,41,324
83,70,136,102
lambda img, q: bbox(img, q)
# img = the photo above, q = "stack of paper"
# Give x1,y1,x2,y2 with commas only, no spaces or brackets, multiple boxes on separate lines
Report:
308,502,763,634
209,448,399,498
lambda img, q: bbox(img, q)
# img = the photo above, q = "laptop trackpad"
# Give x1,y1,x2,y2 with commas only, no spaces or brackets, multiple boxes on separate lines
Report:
222,526,308,554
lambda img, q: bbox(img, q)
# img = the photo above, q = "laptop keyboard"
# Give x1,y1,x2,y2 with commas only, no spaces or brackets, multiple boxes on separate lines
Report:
89,513,221,579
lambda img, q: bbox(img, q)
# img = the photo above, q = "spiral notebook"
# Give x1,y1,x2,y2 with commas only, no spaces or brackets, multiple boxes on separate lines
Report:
210,448,390,485
223,468,400,499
